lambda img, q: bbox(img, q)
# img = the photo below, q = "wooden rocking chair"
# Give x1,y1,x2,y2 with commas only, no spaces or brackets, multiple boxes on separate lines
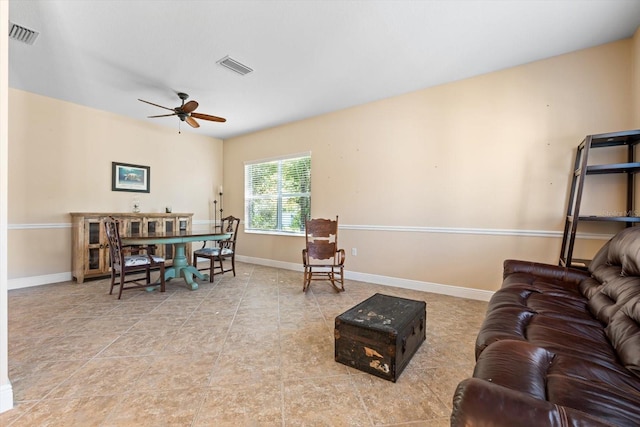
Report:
302,216,345,292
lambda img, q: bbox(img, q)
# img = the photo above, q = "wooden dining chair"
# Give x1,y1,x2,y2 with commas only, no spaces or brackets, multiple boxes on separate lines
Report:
302,216,345,292
103,216,166,299
193,215,241,281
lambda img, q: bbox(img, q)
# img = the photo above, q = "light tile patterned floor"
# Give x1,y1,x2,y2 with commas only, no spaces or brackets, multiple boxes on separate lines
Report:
1,262,487,426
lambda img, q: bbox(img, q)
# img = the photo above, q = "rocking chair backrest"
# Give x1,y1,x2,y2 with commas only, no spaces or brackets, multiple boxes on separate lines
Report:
305,217,338,262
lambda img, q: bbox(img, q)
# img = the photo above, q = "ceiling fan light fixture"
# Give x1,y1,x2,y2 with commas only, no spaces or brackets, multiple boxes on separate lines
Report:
8,21,40,45
217,55,253,76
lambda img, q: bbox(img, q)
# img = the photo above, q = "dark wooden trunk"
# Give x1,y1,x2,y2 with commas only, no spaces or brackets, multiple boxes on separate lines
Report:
334,293,426,382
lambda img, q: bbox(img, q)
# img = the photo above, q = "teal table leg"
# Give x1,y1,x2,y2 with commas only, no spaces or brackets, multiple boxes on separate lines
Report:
164,267,177,282
181,268,197,290
171,243,208,290
180,265,209,290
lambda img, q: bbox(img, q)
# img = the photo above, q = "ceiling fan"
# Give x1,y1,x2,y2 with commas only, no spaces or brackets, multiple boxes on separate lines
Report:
138,92,226,129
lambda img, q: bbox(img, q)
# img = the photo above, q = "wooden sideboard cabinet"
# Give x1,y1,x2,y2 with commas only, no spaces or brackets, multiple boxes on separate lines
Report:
70,212,193,283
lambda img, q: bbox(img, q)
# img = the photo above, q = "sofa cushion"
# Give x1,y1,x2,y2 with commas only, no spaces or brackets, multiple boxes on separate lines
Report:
472,340,640,427
591,263,623,287
525,317,616,363
488,284,587,315
606,298,640,378
579,275,605,299
475,300,605,360
589,274,640,323
473,339,553,400
550,352,640,392
546,373,640,426
476,271,605,358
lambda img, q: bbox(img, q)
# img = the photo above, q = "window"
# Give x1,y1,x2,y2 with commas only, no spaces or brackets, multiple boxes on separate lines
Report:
244,153,311,235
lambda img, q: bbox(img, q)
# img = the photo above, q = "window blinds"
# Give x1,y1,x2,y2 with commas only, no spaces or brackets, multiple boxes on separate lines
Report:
244,153,311,234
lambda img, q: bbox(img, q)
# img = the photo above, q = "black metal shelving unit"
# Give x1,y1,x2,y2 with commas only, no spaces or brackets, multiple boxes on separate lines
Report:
559,129,640,268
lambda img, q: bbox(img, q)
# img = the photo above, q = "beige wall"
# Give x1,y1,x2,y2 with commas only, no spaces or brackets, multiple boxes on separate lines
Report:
8,89,223,281
7,36,639,292
224,39,634,292
634,27,640,126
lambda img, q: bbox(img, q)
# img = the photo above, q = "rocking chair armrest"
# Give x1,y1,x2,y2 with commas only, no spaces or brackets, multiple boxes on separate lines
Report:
337,248,346,265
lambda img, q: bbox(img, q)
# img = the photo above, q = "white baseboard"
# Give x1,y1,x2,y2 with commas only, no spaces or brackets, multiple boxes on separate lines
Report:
0,382,13,413
7,260,494,301
345,270,494,301
8,272,72,290
235,255,494,302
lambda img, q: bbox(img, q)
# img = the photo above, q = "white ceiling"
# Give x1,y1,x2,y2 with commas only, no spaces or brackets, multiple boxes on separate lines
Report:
8,0,640,140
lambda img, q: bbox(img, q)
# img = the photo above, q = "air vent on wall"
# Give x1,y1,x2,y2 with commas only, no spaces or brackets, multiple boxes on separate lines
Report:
217,55,253,75
9,21,40,45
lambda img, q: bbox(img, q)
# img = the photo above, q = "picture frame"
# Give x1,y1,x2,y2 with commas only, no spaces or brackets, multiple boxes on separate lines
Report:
111,162,150,193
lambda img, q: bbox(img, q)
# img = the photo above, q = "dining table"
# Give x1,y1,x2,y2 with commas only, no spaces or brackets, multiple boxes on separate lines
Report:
121,230,231,290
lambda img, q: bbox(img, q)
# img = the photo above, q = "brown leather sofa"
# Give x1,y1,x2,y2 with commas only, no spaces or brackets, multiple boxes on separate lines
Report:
451,226,640,427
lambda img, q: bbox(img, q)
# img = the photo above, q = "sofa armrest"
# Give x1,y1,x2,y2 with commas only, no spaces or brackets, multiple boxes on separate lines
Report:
451,378,616,427
503,259,590,285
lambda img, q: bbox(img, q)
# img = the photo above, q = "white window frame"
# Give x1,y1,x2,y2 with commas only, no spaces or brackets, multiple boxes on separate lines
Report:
244,152,311,236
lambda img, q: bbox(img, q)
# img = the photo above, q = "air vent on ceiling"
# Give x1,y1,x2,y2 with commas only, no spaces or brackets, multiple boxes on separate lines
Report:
217,55,253,76
8,21,40,45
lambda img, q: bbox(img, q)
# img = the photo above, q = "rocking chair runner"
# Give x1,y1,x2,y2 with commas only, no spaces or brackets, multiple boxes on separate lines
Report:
103,216,166,299
302,216,345,292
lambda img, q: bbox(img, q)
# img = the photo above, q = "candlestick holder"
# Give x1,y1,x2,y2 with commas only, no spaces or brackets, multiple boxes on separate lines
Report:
219,191,224,229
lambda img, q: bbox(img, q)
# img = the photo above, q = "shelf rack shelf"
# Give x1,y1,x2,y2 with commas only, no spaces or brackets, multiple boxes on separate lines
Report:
559,129,640,268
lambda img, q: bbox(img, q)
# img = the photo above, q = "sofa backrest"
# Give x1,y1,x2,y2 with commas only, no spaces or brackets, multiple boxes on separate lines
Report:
588,239,611,274
589,226,640,275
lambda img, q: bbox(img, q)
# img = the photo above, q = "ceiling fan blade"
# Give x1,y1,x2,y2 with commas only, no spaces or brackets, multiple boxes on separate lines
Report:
191,112,227,123
138,99,174,111
147,113,177,118
182,100,199,113
186,116,200,128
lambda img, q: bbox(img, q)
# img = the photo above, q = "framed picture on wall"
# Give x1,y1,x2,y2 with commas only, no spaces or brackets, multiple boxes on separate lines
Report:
111,162,150,193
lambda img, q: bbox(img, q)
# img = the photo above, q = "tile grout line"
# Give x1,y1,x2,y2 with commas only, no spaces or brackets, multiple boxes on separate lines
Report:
4,263,488,426
190,269,251,426
277,268,286,427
